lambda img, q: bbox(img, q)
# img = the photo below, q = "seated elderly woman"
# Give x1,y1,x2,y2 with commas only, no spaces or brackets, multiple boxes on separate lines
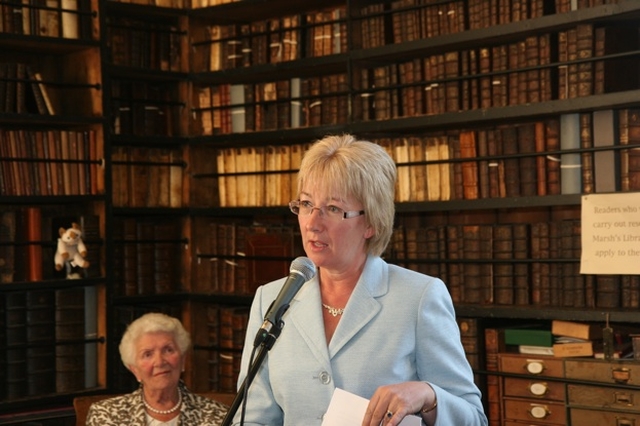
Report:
86,312,228,426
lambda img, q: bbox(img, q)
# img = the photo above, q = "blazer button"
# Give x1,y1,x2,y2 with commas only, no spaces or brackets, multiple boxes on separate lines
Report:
319,371,331,384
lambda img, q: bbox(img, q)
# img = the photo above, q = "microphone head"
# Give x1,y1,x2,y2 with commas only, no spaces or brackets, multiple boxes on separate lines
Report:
290,256,316,281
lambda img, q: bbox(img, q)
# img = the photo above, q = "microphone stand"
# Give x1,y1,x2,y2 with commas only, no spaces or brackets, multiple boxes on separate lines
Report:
220,320,283,426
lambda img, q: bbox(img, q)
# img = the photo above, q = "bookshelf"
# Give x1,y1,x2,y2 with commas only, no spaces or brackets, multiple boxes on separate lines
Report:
0,0,107,421
185,0,640,425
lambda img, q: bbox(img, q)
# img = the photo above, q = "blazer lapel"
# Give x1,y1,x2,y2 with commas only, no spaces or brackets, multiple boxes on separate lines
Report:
329,256,388,357
289,278,331,367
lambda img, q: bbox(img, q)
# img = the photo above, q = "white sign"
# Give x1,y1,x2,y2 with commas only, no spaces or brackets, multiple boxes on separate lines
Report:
581,192,640,274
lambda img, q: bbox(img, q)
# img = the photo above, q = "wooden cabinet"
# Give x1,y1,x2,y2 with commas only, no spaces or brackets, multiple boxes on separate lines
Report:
500,354,566,425
566,359,640,425
497,355,640,426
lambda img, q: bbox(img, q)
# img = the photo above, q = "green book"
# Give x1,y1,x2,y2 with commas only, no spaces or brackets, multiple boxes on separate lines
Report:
504,327,553,347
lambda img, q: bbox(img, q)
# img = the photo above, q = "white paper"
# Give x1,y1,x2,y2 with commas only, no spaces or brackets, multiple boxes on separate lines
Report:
581,193,640,274
322,388,422,426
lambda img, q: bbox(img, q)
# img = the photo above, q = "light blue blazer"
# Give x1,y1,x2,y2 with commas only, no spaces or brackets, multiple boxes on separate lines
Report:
233,255,487,426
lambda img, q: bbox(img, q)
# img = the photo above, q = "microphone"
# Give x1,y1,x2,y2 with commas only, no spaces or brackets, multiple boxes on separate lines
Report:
253,256,316,347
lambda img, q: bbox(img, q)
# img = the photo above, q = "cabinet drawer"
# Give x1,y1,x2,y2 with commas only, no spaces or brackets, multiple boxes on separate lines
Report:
568,384,640,411
503,398,566,424
565,359,640,385
504,377,565,401
570,408,640,426
500,353,564,377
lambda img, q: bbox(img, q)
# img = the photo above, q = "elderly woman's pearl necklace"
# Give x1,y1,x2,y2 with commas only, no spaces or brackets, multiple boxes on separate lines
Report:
143,388,182,415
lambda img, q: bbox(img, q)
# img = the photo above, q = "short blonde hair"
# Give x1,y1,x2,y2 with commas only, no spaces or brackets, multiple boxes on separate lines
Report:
119,312,191,368
297,134,397,256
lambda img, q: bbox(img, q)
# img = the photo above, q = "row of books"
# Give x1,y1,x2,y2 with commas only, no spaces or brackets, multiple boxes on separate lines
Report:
193,305,249,393
387,219,640,309
106,15,182,72
196,0,618,71
202,7,347,72
0,128,102,197
0,0,85,39
0,209,101,284
197,113,639,208
111,146,183,208
112,217,184,297
195,74,348,135
111,78,182,137
358,25,636,120
212,144,307,208
0,62,54,115
0,286,97,401
111,218,302,297
192,219,303,296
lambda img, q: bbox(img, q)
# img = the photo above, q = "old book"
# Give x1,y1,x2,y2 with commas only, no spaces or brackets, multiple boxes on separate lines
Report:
484,328,504,426
628,109,640,191
408,137,426,201
462,225,481,304
560,113,581,194
476,130,489,199
26,289,56,396
0,211,16,283
517,123,536,196
492,224,513,305
136,220,155,295
61,0,78,39
32,71,55,115
456,317,480,384
546,119,561,195
459,131,478,199
512,223,529,305
504,326,553,347
534,121,547,195
552,341,593,358
394,138,411,202
576,24,593,97
501,126,520,197
39,0,60,37
425,136,442,201
579,112,594,194
486,128,505,198
25,207,43,282
245,228,294,295
592,109,616,193
552,320,599,341
55,286,85,392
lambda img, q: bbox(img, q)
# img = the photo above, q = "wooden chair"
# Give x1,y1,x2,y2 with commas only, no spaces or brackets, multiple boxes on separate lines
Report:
73,392,236,426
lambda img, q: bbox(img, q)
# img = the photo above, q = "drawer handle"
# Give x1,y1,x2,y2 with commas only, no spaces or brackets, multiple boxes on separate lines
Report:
615,392,634,407
524,360,545,375
528,404,550,419
617,419,635,426
612,367,632,384
528,382,548,397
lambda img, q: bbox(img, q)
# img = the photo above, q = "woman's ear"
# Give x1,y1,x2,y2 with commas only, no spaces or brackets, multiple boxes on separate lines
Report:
364,225,374,240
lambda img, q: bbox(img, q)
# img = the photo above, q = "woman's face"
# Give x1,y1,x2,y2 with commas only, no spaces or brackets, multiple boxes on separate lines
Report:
129,331,184,392
298,186,373,274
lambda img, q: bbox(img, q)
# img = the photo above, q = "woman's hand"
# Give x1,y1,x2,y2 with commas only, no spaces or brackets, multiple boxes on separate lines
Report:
361,381,436,426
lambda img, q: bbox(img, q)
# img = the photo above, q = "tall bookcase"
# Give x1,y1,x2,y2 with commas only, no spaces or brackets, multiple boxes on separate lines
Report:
0,0,107,422
3,0,640,424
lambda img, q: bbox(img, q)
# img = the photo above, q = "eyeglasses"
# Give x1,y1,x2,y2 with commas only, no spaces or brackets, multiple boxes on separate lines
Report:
289,200,365,221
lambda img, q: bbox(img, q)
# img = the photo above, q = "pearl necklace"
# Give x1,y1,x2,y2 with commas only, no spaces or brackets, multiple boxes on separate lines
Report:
143,389,182,415
322,303,345,317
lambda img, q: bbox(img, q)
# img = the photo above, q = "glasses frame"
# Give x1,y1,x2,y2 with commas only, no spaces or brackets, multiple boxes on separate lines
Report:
289,200,365,220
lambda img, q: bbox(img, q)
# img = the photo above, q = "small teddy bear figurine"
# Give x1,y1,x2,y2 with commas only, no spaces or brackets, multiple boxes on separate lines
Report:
55,222,90,279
